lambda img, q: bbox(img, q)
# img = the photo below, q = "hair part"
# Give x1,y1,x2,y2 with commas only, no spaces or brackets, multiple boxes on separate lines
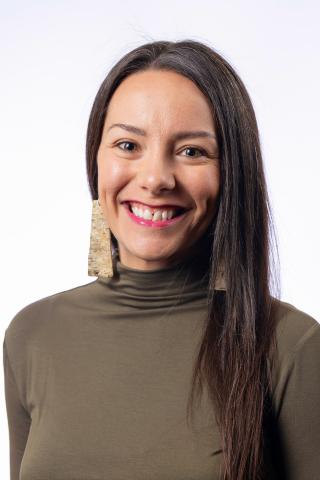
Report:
86,39,281,479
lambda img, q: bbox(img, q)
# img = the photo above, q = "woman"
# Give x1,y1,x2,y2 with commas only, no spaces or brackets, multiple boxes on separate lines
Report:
3,39,320,480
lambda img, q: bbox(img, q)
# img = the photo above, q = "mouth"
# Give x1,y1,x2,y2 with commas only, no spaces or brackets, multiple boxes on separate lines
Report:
122,201,189,227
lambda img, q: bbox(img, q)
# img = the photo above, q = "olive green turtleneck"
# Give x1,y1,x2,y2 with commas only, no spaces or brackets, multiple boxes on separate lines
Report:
3,254,320,479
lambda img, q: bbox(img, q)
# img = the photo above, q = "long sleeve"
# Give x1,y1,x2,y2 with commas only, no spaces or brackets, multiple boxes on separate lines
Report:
274,321,320,478
3,337,31,480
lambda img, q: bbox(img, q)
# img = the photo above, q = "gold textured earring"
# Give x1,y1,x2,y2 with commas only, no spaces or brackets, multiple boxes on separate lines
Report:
88,199,114,278
214,262,226,291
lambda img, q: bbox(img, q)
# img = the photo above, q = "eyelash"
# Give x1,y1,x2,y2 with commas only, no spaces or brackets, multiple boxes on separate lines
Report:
114,141,208,158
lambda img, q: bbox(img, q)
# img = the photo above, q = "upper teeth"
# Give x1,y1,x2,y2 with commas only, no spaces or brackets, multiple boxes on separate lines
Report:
129,202,177,221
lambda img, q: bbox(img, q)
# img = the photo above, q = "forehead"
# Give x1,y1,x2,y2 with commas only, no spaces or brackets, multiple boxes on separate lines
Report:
104,69,215,133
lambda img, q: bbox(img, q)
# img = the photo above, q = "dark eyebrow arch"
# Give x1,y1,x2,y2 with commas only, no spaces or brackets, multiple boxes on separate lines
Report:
107,123,217,141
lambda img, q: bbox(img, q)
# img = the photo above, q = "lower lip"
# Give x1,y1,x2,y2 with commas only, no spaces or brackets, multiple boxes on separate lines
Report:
124,204,188,228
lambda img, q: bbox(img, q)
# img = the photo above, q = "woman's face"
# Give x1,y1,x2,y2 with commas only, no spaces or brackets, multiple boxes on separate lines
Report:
97,69,220,270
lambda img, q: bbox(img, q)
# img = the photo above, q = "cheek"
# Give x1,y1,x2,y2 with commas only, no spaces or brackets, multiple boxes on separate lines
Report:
187,165,220,212
98,155,130,199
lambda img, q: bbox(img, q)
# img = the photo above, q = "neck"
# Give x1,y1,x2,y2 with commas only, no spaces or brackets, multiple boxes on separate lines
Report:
116,234,212,272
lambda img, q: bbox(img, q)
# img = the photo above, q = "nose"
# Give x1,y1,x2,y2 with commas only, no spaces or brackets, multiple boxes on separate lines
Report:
136,149,176,195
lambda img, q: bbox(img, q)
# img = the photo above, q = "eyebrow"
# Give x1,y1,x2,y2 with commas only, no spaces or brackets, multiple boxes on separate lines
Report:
106,123,217,141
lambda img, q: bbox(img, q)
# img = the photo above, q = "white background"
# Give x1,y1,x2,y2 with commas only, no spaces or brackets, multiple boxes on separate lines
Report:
1,0,319,474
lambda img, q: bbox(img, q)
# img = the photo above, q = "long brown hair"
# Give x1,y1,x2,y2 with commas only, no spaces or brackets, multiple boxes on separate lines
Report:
86,39,281,479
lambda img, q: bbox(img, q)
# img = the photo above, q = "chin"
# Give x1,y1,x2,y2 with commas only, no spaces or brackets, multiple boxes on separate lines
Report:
124,243,183,265
132,249,174,262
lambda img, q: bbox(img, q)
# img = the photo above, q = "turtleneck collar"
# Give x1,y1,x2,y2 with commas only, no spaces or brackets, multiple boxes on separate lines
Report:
96,252,215,309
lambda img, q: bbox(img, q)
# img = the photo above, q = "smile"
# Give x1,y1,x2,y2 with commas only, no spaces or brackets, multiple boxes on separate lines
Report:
123,201,189,228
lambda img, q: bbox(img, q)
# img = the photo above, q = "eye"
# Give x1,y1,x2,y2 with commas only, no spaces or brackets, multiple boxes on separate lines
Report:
180,146,207,157
115,141,137,152
114,141,210,158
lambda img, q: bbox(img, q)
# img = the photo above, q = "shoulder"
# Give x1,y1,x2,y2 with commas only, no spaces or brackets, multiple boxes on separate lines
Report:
272,298,320,365
3,279,99,354
270,298,320,412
